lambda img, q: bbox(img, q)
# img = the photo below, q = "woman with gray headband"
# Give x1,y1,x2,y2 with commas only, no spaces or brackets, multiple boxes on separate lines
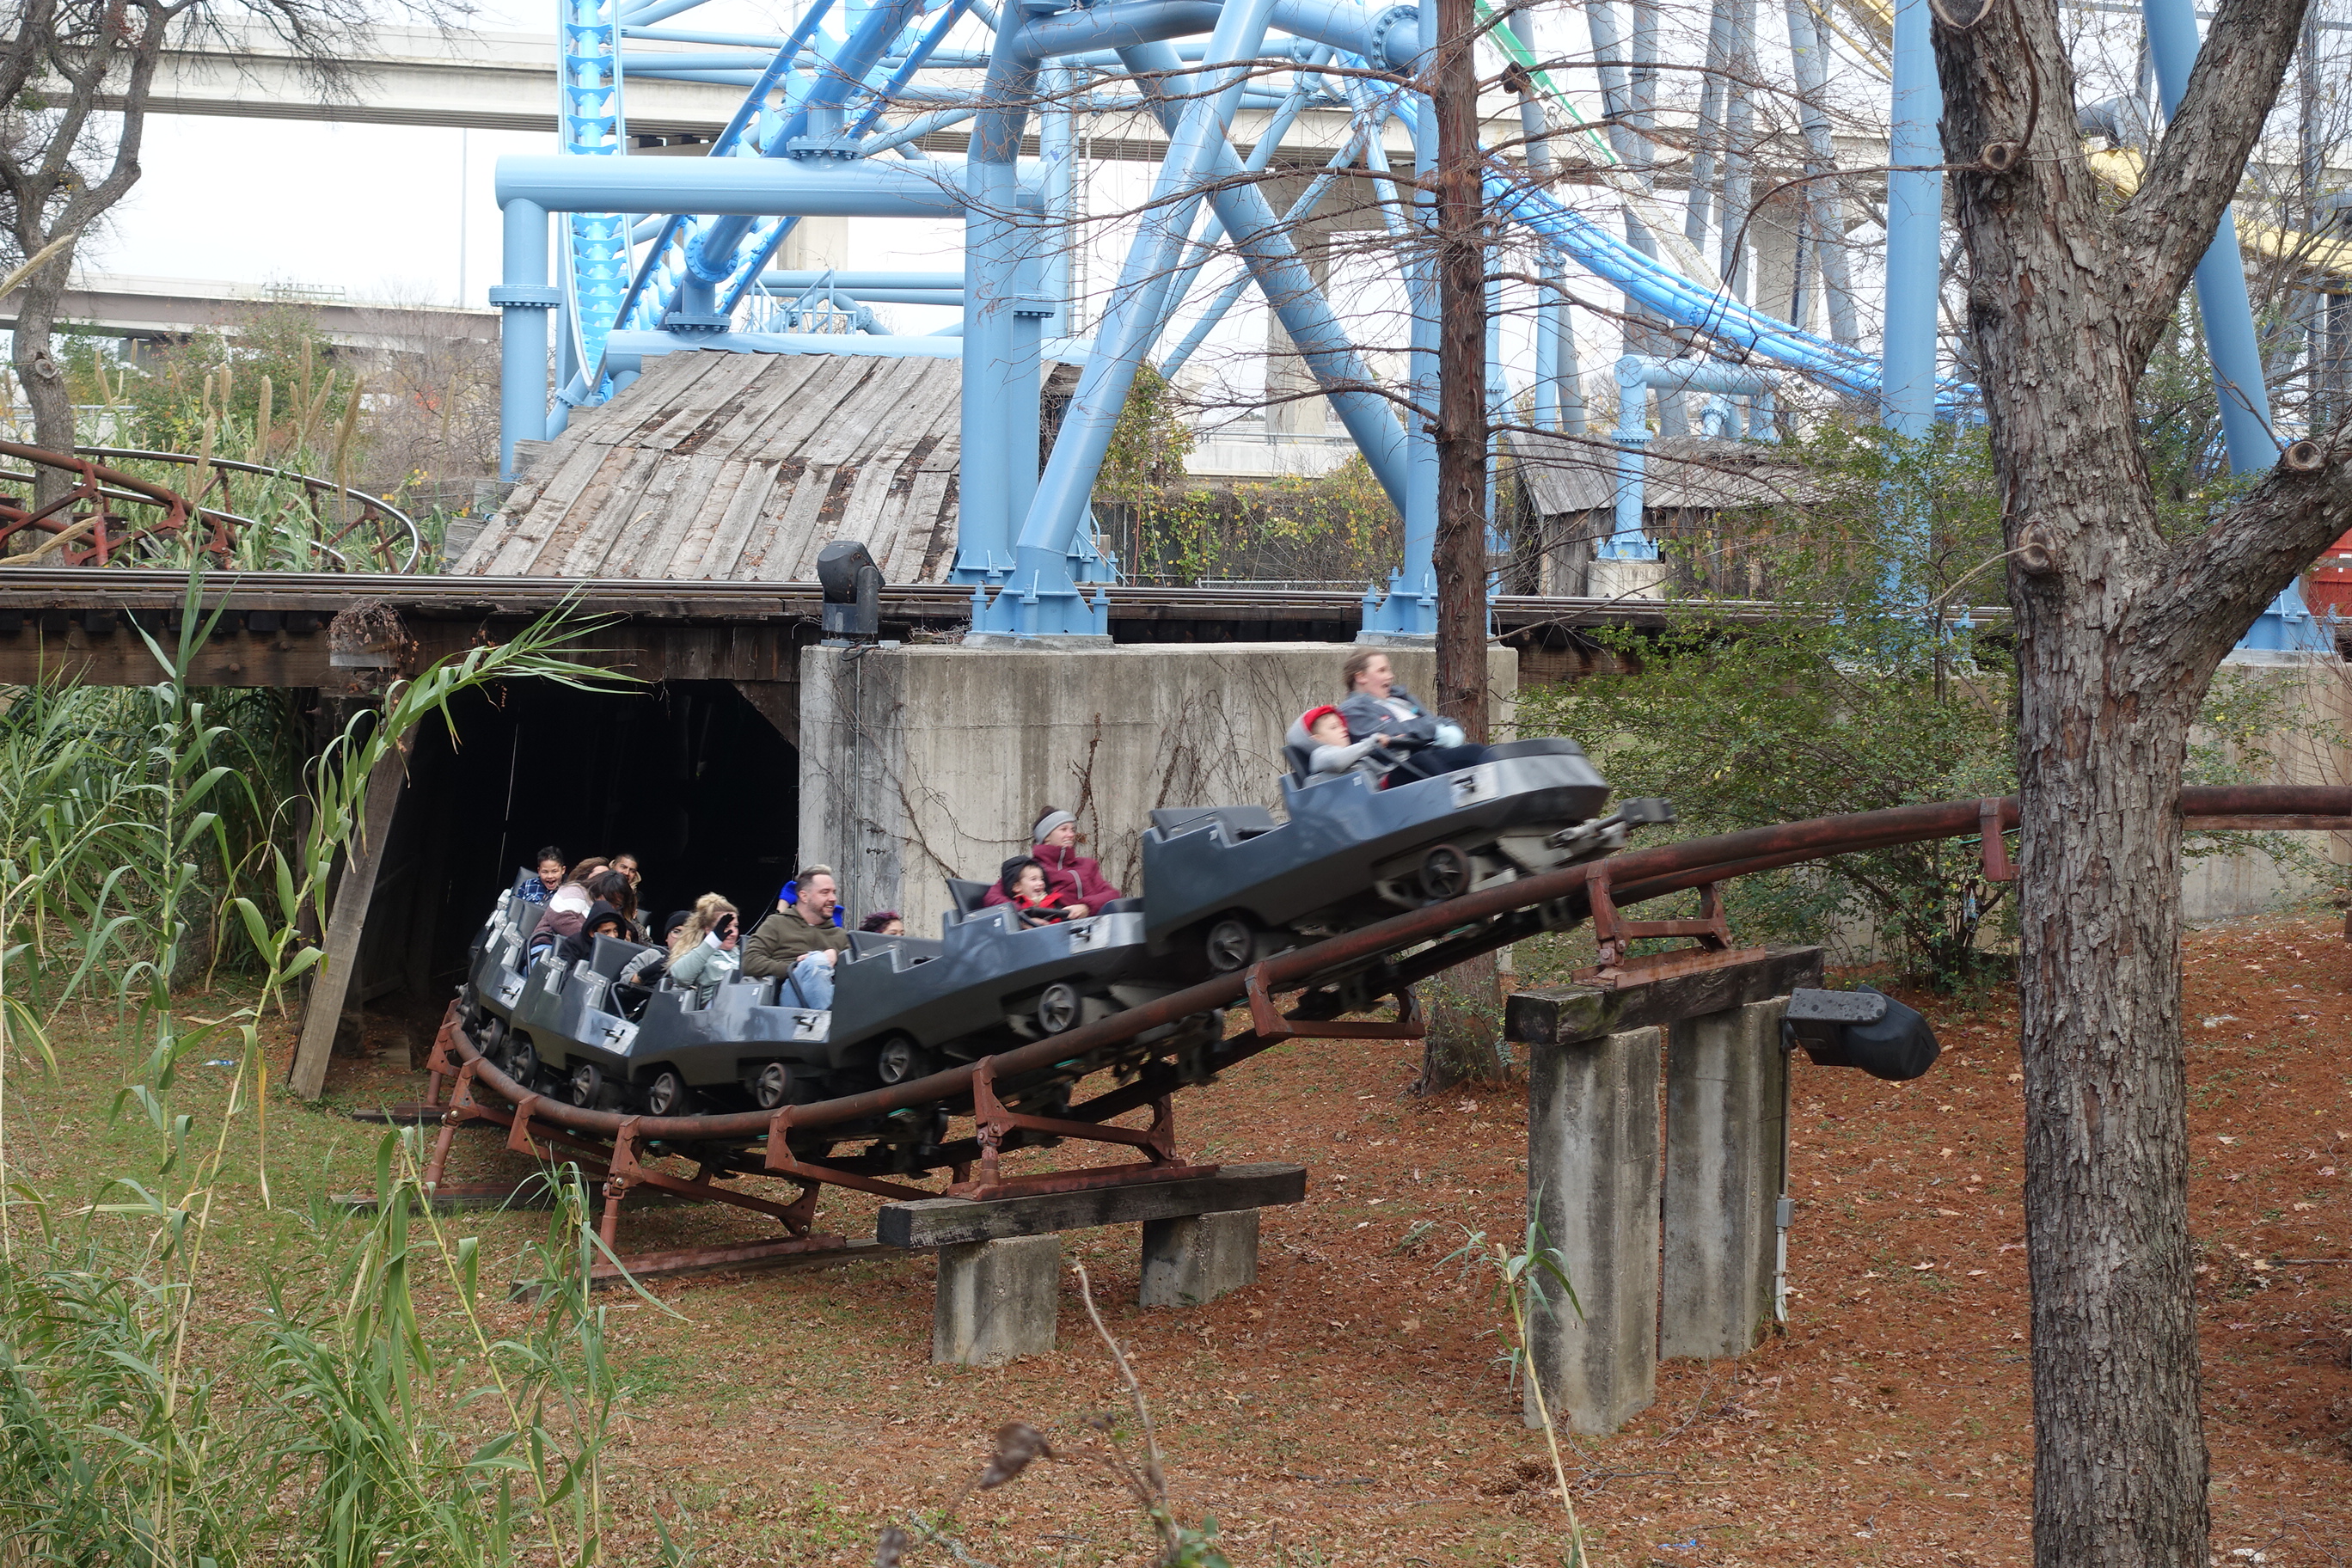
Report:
982,805,1124,916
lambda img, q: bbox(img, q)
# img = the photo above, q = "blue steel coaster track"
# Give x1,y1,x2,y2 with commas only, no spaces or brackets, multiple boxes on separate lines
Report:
422,785,2349,1257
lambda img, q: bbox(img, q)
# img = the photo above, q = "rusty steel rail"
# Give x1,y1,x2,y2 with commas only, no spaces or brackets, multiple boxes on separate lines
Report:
438,785,2350,1155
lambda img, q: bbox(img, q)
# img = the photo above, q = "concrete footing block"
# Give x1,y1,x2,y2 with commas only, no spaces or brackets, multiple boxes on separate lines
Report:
933,1234,1061,1366
1139,1209,1259,1307
1661,999,1788,1361
1523,1026,1662,1436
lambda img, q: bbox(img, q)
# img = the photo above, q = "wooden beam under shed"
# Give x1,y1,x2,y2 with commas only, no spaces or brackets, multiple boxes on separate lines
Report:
288,737,410,1099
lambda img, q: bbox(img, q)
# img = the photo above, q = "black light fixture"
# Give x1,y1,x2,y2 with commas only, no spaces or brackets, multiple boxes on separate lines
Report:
817,538,882,644
1782,986,1941,1081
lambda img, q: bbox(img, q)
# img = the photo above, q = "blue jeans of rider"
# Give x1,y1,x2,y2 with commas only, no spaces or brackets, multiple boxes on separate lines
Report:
789,951,836,1009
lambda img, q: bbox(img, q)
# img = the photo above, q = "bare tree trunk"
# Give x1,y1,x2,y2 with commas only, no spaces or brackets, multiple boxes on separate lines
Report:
1414,0,1503,1098
2014,622,2208,1566
1932,0,2350,1561
1430,0,1488,740
6,248,78,518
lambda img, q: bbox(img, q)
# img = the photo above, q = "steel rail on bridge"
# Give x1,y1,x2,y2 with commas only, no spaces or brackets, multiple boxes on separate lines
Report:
0,567,2012,634
421,786,2346,1247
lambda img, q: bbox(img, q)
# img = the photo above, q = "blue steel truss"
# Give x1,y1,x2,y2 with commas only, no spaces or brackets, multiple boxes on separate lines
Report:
502,0,2313,644
558,0,628,395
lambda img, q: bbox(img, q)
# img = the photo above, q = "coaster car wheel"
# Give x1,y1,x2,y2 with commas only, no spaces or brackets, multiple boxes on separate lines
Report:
1419,843,1473,902
498,1030,540,1088
1204,915,1257,973
642,1068,694,1118
567,1062,603,1109
1036,982,1082,1035
875,1034,938,1087
750,1060,795,1111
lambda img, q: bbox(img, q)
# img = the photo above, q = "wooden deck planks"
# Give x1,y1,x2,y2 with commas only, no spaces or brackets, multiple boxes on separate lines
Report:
475,350,966,585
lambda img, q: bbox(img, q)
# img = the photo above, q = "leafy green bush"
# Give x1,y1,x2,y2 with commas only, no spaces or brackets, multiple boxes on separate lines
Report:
1525,614,2017,989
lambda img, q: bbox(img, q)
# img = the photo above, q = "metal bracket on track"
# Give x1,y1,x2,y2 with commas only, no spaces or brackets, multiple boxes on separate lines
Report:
603,1117,845,1252
1978,797,2014,882
1245,964,1425,1041
946,1057,1216,1200
762,1106,940,1203
1573,863,1765,988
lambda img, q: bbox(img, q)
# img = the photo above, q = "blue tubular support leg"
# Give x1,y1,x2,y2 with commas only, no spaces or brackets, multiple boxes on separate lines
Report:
1118,39,1409,502
1508,3,1571,433
1157,117,1369,377
993,0,1288,637
1373,0,1439,637
1882,0,1941,438
1608,356,1778,558
1040,64,1075,334
2141,0,2324,652
2142,0,2275,474
685,0,934,290
1148,72,1323,333
560,0,630,390
958,10,1037,585
608,0,836,338
494,199,559,478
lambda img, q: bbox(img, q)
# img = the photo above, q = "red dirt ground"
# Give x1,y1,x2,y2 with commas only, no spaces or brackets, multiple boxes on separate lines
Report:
18,912,2347,1565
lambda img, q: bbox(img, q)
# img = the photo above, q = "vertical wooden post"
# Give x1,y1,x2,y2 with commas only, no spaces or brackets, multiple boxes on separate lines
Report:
288,739,408,1099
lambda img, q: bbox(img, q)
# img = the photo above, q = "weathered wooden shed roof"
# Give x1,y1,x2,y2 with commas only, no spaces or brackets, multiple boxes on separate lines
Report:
453,351,964,582
1504,430,1824,516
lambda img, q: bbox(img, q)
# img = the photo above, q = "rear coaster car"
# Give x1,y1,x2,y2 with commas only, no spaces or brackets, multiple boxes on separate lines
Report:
462,887,543,1023
1142,736,1659,970
500,934,829,1115
456,879,1209,1131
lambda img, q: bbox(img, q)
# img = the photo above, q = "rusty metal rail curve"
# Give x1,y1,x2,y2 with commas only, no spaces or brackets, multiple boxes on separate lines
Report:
440,786,2349,1147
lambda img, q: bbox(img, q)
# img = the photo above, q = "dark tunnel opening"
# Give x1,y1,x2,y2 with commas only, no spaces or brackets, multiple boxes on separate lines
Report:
355,679,797,1056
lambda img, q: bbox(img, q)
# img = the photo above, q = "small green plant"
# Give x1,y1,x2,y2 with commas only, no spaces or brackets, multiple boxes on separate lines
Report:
1445,1208,1590,1568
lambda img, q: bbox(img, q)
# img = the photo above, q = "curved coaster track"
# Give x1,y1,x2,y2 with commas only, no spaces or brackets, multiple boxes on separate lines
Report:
415,786,2349,1278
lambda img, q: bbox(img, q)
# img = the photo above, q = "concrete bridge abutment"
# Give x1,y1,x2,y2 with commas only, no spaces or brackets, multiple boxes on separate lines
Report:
796,640,1518,934
1508,948,1821,1435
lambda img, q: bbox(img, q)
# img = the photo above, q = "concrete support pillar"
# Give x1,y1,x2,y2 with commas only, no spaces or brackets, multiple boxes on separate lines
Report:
1140,1209,1259,1307
1523,1026,1661,1435
934,1234,1061,1365
1661,999,1788,1359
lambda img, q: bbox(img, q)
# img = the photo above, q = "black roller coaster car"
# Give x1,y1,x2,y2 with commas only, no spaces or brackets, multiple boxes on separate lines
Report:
456,881,1215,1136
1141,736,1656,971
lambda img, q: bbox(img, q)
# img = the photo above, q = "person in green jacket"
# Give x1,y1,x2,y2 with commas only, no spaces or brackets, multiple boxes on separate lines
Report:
743,864,849,1007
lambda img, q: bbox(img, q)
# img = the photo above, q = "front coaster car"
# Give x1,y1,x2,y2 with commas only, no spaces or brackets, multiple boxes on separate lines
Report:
1142,736,1670,970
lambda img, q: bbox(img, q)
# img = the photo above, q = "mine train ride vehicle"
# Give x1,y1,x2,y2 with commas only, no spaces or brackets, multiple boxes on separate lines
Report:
455,737,1671,1150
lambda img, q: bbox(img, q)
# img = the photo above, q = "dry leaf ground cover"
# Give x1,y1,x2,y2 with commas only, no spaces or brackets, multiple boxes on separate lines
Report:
5,910,2345,1565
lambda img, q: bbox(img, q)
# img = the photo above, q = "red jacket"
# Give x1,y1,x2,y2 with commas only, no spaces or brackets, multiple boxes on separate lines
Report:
983,842,1123,911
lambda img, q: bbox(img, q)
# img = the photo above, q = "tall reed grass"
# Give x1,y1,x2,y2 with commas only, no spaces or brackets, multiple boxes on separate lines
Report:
0,575,634,1564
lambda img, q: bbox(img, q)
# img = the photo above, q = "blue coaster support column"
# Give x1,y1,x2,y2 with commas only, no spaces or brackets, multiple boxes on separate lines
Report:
2141,0,2327,653
1369,0,1442,638
1882,0,1940,444
1609,355,1777,560
494,199,559,479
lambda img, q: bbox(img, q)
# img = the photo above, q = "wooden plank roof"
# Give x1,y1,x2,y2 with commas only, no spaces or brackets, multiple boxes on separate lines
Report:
1504,430,1824,516
452,351,965,582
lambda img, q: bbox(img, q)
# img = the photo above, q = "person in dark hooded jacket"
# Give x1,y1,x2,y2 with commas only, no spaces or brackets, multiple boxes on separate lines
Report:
555,900,634,965
982,808,1121,915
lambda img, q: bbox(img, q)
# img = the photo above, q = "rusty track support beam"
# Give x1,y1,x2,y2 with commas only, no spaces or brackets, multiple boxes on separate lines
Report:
425,787,2352,1167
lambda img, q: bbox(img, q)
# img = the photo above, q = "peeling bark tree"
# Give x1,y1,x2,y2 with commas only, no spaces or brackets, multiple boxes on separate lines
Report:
1430,0,1490,739
1412,0,1507,1097
1935,1,2347,1561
